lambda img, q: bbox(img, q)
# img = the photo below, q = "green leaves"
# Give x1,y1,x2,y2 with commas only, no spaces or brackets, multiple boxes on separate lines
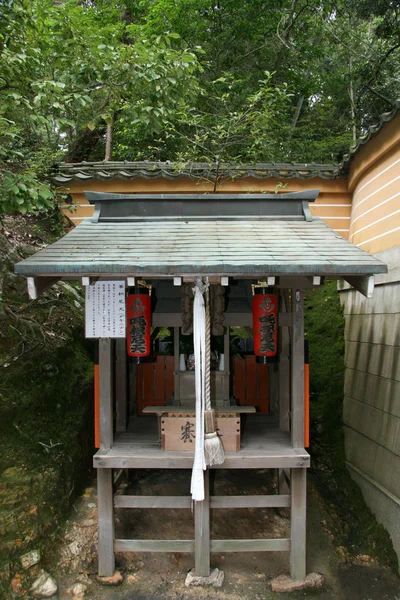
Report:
0,173,54,215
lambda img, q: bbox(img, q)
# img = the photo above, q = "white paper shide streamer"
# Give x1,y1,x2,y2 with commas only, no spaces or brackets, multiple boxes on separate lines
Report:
190,277,208,501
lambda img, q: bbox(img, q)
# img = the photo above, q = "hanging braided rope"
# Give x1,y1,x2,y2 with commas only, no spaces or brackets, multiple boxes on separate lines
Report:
205,294,211,412
204,285,225,467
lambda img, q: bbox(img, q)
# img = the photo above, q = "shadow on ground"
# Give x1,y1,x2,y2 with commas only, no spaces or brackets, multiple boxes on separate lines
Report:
56,469,400,600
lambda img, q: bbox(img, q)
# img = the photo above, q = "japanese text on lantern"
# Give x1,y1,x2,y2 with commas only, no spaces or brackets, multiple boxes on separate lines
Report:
252,293,278,357
126,294,151,357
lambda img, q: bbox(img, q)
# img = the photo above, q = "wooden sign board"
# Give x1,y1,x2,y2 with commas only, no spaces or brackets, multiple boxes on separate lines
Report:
161,414,240,452
85,281,126,338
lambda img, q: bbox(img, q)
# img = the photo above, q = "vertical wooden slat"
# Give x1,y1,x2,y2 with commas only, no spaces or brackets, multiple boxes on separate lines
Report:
257,363,269,414
165,356,174,402
291,288,305,448
290,468,307,581
268,362,279,415
137,363,143,414
278,468,290,495
99,339,113,450
174,327,180,402
195,470,210,577
94,365,100,449
154,355,166,404
279,290,291,432
234,357,245,405
223,329,230,400
97,468,115,577
115,338,128,432
246,356,257,405
304,363,310,448
143,363,154,408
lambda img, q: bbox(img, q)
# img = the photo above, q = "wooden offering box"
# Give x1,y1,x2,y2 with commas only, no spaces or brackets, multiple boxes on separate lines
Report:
161,412,240,452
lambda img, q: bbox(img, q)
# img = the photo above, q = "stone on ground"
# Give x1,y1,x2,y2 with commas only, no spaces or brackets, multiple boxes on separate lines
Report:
67,582,87,595
185,568,224,588
96,570,123,586
30,570,58,598
20,549,41,570
270,572,324,592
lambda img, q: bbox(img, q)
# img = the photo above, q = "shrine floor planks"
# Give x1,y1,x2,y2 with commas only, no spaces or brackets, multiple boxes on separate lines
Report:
94,415,310,469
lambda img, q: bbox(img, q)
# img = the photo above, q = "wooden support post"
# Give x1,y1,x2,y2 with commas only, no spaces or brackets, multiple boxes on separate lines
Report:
269,362,279,415
97,468,115,576
223,328,230,401
344,275,374,298
98,339,115,576
195,470,210,577
278,468,290,495
27,276,58,300
291,288,304,448
115,338,128,432
174,326,180,404
290,468,307,580
99,339,113,450
279,291,290,432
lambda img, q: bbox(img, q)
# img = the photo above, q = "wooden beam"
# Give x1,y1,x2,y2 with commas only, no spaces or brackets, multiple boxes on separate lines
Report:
345,275,374,298
115,539,195,553
27,276,58,300
115,338,128,433
195,470,210,577
291,288,304,448
290,468,307,580
99,339,113,450
97,468,115,576
211,539,290,552
114,496,191,509
210,495,290,508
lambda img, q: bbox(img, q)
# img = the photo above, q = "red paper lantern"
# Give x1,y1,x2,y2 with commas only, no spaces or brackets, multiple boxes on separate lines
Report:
252,290,278,359
126,293,151,357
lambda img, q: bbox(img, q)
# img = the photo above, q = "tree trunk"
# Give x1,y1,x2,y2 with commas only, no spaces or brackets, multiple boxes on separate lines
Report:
104,114,114,162
348,58,357,145
291,95,304,129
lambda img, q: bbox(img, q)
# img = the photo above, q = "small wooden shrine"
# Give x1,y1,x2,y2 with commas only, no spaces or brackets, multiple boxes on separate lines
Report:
15,189,386,582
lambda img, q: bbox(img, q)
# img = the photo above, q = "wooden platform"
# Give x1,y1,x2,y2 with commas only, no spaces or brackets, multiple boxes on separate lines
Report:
94,416,309,469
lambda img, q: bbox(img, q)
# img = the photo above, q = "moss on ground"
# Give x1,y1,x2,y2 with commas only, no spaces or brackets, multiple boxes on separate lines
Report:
305,281,398,572
0,213,94,592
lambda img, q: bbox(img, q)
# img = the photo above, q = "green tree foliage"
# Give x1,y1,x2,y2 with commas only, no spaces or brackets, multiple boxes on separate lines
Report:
118,0,400,163
1,0,400,214
0,0,200,214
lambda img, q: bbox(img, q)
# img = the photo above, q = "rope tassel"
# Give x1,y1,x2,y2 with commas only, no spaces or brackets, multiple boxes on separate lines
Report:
204,287,225,467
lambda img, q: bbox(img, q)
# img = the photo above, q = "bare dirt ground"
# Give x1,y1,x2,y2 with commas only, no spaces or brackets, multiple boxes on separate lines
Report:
55,469,400,600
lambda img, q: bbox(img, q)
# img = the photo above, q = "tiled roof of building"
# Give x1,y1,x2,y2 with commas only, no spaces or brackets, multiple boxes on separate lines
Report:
54,161,342,184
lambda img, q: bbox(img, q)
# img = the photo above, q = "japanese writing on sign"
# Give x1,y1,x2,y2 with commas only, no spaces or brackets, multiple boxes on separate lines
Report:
181,421,195,443
85,281,126,338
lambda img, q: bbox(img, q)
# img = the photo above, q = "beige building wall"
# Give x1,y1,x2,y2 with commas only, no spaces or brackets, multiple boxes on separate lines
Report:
340,112,400,563
348,112,400,253
60,175,352,238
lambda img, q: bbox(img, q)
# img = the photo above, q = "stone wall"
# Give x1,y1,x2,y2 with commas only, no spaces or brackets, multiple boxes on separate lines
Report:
339,246,400,563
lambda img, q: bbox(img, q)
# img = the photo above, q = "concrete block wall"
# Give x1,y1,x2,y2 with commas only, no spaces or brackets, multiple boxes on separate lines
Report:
339,246,400,562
